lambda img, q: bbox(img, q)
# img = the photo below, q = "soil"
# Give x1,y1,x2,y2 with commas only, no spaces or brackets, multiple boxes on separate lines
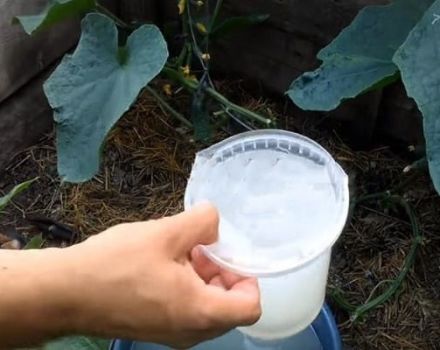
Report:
1,80,439,350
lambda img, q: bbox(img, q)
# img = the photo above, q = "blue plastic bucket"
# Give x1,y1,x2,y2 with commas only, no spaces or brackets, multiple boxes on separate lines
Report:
110,304,342,350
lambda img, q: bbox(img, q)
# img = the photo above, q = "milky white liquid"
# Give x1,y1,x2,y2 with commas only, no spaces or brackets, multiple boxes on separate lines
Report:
239,250,331,340
188,145,344,341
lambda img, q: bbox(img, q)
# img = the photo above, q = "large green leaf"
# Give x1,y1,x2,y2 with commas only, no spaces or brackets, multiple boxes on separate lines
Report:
14,0,96,35
393,0,440,194
43,336,110,350
0,178,37,211
44,13,168,183
287,0,433,111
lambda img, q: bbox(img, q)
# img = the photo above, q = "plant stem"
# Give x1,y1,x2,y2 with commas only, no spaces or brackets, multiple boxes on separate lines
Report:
350,196,422,321
329,288,356,312
209,0,224,31
353,190,391,205
176,43,189,68
163,66,198,89
206,87,273,126
185,43,193,67
162,66,273,126
145,86,192,128
186,0,209,73
179,1,191,66
96,3,131,29
330,194,422,322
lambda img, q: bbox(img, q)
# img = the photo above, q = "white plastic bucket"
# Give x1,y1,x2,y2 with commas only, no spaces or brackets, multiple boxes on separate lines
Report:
185,130,349,341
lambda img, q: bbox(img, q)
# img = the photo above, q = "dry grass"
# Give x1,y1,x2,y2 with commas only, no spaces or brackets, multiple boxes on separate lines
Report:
1,81,440,349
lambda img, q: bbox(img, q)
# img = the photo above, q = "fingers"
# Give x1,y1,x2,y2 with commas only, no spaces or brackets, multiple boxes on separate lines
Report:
216,270,245,290
160,204,260,327
191,247,247,289
198,278,261,327
191,246,220,283
208,275,226,289
164,203,219,256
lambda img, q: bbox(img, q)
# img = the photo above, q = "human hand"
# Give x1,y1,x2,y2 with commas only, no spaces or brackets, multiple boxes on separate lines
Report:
60,203,261,348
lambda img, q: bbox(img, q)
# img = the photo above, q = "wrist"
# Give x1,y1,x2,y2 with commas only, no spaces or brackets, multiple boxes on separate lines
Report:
24,248,80,336
37,248,84,336
0,248,80,346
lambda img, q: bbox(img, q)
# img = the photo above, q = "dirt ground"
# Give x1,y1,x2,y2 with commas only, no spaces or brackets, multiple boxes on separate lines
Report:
1,81,440,349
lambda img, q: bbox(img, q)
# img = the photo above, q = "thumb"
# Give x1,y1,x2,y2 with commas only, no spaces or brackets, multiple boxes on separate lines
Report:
165,202,219,256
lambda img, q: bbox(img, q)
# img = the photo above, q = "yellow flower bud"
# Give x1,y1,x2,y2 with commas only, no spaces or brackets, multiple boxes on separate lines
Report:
181,65,191,76
196,22,208,35
163,84,172,96
178,0,186,15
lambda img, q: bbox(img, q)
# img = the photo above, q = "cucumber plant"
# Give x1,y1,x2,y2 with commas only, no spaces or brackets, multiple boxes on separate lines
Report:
287,0,440,194
14,0,271,183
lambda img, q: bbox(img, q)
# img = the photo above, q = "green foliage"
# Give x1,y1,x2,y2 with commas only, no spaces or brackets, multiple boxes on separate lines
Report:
24,233,45,250
394,0,440,193
16,0,272,185
43,336,110,350
0,178,37,211
191,79,212,142
44,13,168,182
14,0,96,34
287,0,432,111
287,0,440,194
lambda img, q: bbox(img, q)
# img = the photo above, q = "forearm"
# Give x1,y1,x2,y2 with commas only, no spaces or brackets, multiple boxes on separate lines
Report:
0,249,77,349
0,205,260,349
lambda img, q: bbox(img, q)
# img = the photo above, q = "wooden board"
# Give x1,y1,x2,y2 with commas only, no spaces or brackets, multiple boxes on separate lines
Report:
150,0,422,146
101,0,119,15
207,0,425,146
119,0,158,23
212,0,390,93
0,0,80,104
0,69,53,170
0,0,120,171
0,0,422,172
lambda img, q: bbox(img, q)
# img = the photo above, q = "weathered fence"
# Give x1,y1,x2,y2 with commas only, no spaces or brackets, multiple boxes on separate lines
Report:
0,0,116,169
0,0,80,168
0,0,423,171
